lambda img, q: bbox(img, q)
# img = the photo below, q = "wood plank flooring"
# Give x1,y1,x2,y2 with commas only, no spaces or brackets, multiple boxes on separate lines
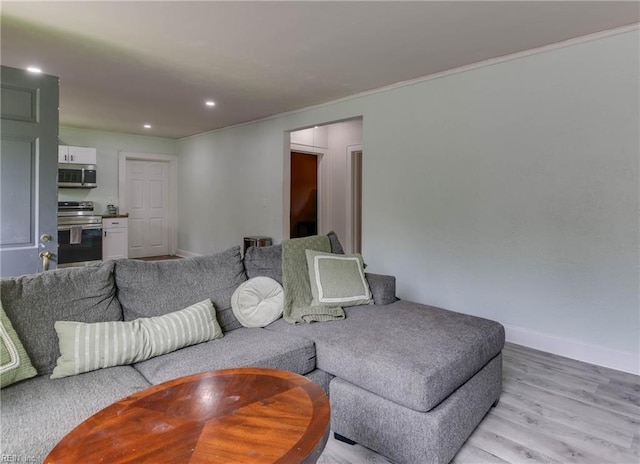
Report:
318,343,640,464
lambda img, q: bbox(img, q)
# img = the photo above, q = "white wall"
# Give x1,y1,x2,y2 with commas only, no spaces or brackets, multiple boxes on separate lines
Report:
177,30,639,372
58,127,177,213
177,120,289,254
326,119,362,246
290,126,329,148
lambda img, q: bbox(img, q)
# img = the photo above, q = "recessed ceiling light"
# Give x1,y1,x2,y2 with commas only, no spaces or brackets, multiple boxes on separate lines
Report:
143,124,152,129
27,66,42,73
205,101,215,107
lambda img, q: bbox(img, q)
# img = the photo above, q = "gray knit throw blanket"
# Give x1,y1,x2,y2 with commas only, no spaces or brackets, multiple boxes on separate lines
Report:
281,235,345,323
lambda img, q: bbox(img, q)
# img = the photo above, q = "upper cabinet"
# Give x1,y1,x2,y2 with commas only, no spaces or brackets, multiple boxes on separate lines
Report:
59,145,97,164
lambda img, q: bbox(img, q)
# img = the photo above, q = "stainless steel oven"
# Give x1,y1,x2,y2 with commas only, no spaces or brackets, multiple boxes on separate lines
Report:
57,201,102,267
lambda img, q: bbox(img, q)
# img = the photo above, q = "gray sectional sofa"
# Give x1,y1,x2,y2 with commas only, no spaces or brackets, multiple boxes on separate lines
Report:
1,241,504,464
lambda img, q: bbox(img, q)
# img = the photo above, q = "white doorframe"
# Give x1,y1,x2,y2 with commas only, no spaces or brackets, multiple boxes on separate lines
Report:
118,152,178,255
285,142,328,239
346,144,363,254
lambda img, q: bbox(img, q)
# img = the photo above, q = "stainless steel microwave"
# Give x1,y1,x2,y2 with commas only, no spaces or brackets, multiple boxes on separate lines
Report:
58,164,97,188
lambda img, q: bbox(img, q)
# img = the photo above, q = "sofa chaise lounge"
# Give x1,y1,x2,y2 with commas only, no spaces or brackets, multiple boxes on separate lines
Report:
1,238,504,463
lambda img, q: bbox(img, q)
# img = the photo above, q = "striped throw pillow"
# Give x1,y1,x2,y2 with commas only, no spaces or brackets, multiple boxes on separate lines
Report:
51,299,223,379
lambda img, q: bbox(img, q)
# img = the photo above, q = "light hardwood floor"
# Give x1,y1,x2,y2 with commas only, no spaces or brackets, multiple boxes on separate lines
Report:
318,343,640,464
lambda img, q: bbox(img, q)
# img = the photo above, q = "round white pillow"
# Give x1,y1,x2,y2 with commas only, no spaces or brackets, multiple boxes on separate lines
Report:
231,276,284,328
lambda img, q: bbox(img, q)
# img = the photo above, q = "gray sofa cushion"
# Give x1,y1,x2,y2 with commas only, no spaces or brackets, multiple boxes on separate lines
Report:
327,230,345,254
1,366,150,463
115,247,246,332
364,273,398,306
330,354,503,464
133,327,316,385
305,368,334,396
0,262,122,375
244,244,283,283
266,300,505,412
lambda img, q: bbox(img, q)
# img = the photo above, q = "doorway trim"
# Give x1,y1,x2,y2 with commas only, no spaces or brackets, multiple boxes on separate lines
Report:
346,144,363,254
118,151,178,255
285,141,328,240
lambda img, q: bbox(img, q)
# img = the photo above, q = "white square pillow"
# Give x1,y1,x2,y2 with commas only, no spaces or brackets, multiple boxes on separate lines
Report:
305,250,373,307
231,277,284,328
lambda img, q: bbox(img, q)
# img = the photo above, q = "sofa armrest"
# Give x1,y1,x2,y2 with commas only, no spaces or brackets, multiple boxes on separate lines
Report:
365,273,397,306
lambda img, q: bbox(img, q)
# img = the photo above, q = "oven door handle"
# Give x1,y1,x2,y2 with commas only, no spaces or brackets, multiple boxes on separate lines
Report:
57,225,103,231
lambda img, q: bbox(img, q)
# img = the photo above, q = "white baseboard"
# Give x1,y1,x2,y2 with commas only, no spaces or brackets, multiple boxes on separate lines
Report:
504,324,639,376
175,249,202,258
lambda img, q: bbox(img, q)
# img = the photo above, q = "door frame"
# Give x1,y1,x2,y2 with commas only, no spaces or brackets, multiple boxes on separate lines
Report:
118,152,178,255
285,142,327,240
345,144,363,254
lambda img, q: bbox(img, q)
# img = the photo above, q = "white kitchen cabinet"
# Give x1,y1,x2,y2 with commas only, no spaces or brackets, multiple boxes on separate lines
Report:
58,145,69,163
102,217,128,260
58,145,97,164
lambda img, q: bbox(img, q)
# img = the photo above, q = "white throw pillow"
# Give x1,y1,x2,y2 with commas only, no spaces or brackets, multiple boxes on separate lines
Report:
231,277,284,328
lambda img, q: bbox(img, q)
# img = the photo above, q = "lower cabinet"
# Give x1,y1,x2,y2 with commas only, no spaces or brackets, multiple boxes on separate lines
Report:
103,217,128,260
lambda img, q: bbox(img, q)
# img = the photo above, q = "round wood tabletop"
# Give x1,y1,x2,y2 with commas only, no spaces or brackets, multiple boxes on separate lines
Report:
44,367,330,463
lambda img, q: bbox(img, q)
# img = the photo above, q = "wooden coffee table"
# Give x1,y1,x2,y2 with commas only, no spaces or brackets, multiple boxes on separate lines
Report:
44,367,330,463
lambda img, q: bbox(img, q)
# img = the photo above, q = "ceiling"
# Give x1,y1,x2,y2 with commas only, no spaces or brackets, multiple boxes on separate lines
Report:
2,2,638,139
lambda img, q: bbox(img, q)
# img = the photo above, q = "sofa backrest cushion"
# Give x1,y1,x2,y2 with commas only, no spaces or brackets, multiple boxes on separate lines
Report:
115,246,246,332
244,244,283,283
244,232,345,284
327,231,345,254
0,261,122,376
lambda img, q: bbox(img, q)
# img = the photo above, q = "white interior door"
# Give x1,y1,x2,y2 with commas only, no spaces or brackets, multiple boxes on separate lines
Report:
126,160,169,258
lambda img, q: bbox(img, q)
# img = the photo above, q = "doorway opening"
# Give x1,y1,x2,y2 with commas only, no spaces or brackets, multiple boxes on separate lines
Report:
290,151,319,238
286,118,363,252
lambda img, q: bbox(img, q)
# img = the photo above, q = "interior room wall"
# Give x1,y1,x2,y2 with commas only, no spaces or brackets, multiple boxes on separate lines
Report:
326,119,363,246
290,126,329,148
176,29,639,372
177,119,288,254
58,127,177,214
